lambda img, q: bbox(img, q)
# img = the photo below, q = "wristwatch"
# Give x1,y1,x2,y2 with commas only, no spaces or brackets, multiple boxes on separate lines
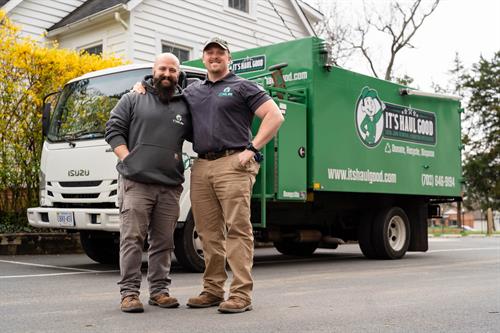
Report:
245,142,259,154
246,143,264,163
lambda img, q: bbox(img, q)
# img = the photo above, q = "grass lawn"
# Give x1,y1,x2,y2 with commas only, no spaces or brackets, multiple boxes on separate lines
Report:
428,226,500,236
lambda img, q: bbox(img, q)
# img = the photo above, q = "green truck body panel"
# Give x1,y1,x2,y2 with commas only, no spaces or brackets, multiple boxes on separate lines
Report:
185,37,461,201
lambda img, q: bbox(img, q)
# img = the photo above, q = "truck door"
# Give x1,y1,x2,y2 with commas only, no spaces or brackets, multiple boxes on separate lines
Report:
253,97,307,202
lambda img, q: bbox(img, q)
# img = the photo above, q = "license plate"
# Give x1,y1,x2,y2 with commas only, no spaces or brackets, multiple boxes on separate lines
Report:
56,212,75,227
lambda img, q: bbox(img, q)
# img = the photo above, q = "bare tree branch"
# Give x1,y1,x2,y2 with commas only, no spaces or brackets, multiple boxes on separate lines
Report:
348,24,379,78
311,1,355,67
383,0,440,79
348,0,440,81
311,0,440,82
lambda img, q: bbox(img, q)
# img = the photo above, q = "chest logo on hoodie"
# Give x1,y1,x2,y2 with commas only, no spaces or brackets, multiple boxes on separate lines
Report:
173,114,184,126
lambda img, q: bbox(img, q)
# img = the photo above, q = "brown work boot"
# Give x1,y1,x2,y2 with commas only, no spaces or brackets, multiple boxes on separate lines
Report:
186,291,224,308
120,295,144,313
148,293,179,308
218,296,252,313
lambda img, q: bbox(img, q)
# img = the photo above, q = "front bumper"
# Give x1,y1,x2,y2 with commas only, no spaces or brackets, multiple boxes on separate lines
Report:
27,207,120,232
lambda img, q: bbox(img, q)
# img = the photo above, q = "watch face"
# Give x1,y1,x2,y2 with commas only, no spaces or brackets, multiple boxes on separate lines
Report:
254,152,264,163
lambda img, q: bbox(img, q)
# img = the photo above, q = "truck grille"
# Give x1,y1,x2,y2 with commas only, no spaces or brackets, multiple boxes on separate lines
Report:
59,181,102,187
53,202,116,208
61,193,99,199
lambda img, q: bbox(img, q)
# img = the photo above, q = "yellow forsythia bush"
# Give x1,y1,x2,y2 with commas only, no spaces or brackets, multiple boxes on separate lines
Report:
0,10,124,222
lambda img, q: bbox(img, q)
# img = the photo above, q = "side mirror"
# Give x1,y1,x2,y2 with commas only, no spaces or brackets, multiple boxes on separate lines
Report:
41,90,61,137
42,102,51,137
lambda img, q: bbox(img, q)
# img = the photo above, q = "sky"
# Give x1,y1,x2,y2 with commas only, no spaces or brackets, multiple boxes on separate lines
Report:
305,0,500,91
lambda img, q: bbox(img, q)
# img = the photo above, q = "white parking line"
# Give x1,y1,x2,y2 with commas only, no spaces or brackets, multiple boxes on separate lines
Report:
0,270,119,279
0,259,102,272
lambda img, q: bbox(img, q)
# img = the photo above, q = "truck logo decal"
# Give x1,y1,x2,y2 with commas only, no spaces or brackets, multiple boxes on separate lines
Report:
355,87,437,148
67,169,90,177
383,103,436,145
355,87,385,148
230,55,266,74
282,190,306,199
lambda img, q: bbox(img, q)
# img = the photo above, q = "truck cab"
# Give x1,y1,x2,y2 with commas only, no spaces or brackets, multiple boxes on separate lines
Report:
27,63,206,267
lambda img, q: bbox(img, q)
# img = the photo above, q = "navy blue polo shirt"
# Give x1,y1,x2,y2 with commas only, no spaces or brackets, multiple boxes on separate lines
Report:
183,72,271,154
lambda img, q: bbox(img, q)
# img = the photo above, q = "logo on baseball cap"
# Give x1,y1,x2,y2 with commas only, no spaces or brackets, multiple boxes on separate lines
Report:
203,37,230,52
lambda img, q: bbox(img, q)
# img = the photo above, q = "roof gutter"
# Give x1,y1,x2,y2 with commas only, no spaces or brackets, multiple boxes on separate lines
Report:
2,0,23,14
290,0,320,37
298,1,324,22
46,4,128,38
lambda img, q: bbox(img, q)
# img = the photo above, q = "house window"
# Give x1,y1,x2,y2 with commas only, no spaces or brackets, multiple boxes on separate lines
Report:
83,44,103,55
162,43,190,63
228,0,248,13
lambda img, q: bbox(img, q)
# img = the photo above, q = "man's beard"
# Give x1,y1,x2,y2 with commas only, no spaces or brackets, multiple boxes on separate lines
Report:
154,76,177,104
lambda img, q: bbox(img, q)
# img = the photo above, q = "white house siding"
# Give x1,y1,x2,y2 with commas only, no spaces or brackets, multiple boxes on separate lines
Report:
55,18,130,60
6,0,85,39
130,0,311,63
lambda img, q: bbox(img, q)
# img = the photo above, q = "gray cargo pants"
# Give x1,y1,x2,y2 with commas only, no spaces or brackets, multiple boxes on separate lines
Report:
117,177,182,299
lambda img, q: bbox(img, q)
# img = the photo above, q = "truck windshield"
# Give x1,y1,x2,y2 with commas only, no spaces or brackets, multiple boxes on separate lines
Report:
47,68,151,142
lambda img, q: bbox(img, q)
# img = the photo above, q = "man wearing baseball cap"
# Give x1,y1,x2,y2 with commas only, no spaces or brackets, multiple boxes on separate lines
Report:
133,37,283,313
184,37,284,313
203,36,230,51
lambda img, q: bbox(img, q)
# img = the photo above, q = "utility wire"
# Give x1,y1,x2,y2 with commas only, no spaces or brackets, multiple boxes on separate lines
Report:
267,0,296,38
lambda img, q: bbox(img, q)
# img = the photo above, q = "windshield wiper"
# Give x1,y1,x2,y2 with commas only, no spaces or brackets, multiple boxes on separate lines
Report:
73,130,105,139
61,130,104,143
63,129,88,139
62,129,104,141
61,136,76,148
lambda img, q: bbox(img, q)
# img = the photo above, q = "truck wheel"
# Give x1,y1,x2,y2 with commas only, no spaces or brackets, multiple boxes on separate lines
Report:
79,231,119,265
358,213,378,259
372,207,410,259
174,212,205,273
274,240,318,256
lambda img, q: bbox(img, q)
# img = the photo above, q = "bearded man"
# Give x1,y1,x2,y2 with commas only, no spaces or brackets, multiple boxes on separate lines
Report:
105,53,192,313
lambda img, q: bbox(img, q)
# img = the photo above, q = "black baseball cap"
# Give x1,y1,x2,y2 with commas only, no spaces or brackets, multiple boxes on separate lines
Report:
203,37,230,52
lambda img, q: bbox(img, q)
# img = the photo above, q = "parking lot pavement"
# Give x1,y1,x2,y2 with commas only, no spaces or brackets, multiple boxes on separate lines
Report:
1,237,499,333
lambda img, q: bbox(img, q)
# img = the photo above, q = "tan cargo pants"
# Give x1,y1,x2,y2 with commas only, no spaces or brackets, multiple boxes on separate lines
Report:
117,177,182,298
190,153,260,302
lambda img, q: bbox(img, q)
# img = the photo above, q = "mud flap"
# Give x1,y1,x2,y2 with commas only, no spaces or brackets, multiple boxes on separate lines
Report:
407,203,428,252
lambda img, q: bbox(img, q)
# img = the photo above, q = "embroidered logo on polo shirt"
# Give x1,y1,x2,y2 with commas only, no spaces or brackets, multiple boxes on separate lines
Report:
173,114,184,126
218,87,233,97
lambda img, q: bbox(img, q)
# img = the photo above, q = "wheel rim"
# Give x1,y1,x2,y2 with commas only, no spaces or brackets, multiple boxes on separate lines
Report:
387,215,406,251
192,229,204,259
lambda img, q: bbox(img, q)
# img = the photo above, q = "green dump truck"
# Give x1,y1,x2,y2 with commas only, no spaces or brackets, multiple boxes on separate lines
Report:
186,37,461,265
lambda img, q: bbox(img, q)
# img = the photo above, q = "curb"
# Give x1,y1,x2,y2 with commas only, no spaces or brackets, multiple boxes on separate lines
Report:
441,234,462,238
0,232,83,255
429,233,500,238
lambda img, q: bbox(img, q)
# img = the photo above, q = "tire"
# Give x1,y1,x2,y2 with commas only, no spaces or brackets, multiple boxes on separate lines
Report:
358,213,378,259
174,212,205,273
274,240,318,256
79,231,119,265
372,207,410,259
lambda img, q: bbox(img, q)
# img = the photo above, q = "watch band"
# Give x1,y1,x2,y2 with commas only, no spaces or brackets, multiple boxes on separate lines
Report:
245,143,259,154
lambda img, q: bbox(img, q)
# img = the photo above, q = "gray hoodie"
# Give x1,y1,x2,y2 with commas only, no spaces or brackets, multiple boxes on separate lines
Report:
105,77,192,186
